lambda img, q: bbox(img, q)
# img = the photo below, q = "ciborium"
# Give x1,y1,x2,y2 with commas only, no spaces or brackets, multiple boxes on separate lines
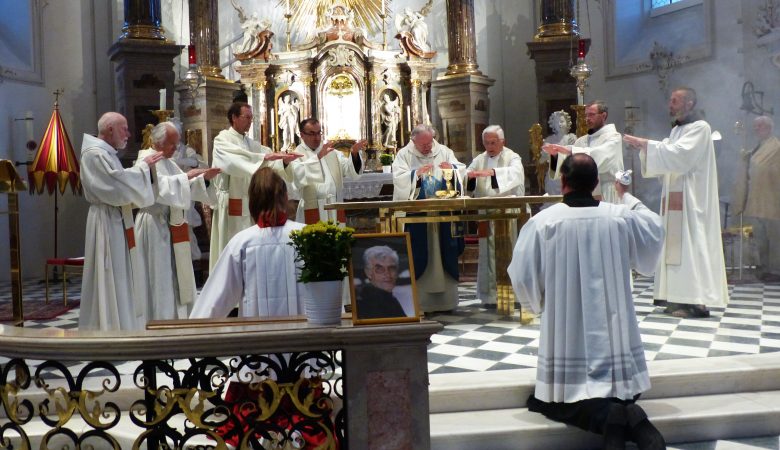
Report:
435,168,459,198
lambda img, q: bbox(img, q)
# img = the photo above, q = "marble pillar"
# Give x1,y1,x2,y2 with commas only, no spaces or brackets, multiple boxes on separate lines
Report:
432,0,494,164
109,0,182,164
175,78,239,165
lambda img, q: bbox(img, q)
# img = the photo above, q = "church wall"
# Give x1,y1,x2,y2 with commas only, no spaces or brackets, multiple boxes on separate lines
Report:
0,0,117,282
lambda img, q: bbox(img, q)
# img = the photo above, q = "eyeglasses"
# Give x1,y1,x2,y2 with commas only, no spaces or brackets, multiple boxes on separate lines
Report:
238,115,253,120
302,130,323,136
370,264,398,275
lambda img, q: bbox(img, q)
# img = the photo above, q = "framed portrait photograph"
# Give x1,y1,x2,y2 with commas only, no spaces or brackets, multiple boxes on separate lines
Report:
349,232,420,325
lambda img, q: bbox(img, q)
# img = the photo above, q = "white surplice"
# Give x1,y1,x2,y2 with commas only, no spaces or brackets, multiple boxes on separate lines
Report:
554,124,624,203
79,134,155,331
393,140,464,312
290,143,362,224
134,149,216,321
464,147,525,304
508,194,664,403
641,119,729,307
190,220,306,319
210,127,289,272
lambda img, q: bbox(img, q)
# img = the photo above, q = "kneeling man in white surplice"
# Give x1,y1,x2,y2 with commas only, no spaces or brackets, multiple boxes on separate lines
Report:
463,125,525,308
135,122,220,320
508,154,666,449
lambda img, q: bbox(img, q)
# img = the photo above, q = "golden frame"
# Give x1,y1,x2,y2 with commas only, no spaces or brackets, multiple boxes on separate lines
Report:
349,232,420,325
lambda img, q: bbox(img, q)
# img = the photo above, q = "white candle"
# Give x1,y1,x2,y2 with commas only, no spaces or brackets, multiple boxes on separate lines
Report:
442,120,448,144
286,0,291,15
159,88,167,110
406,105,412,131
381,0,385,16
270,108,275,133
25,111,33,142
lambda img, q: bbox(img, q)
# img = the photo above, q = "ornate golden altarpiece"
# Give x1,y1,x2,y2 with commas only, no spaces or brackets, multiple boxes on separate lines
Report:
234,4,436,160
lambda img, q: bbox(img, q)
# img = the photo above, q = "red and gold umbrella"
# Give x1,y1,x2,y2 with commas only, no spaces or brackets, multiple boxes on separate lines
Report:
28,99,81,195
28,93,82,259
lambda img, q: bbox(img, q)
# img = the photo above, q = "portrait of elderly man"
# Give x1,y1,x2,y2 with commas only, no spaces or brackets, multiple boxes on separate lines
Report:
355,245,412,320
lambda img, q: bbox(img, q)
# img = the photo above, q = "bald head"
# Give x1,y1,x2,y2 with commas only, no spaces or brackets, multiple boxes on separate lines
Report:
97,112,130,150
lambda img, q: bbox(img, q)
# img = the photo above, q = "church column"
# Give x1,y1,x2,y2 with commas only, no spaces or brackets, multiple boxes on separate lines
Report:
176,0,238,165
444,0,481,77
188,0,223,79
431,0,494,164
120,0,165,41
536,0,577,40
109,0,182,164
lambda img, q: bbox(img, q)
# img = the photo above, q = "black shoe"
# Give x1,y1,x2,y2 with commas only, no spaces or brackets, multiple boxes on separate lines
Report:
603,403,627,450
653,299,667,307
625,404,666,450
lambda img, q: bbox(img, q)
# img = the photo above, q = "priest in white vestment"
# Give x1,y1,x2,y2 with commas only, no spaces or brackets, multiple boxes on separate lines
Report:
544,101,624,203
731,115,780,281
463,125,525,307
79,112,163,331
191,167,305,319
625,87,729,318
393,124,465,312
509,153,666,449
135,122,220,321
170,119,208,260
290,118,365,224
210,102,300,272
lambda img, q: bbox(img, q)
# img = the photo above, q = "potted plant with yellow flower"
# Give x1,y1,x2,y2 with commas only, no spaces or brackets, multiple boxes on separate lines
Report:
289,220,355,325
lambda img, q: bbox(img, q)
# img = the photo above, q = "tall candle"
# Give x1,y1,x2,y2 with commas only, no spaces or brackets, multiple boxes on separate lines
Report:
270,108,275,133
381,0,385,16
159,88,167,110
286,0,291,15
406,105,412,131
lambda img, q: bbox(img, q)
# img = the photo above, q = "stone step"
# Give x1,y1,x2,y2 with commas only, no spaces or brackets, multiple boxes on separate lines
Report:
430,390,780,450
428,353,780,449
429,353,780,413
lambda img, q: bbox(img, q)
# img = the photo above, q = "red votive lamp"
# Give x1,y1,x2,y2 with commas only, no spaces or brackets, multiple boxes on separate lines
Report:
577,39,587,59
188,44,197,65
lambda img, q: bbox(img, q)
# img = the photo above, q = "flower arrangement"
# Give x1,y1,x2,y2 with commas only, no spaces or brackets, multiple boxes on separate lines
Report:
379,153,394,166
288,221,355,282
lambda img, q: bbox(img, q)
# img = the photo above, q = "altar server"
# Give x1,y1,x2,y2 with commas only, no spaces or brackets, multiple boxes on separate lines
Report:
191,167,305,319
79,112,163,331
135,122,219,320
464,125,525,308
290,118,366,224
210,102,300,271
624,86,729,318
543,100,624,203
509,153,666,449
393,123,465,312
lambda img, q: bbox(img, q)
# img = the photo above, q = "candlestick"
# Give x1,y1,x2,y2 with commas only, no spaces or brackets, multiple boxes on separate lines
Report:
159,89,167,110
381,0,385,16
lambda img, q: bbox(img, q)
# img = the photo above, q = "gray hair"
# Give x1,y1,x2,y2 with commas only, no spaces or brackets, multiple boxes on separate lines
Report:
673,86,697,108
411,123,436,140
151,121,179,146
482,125,504,140
97,112,124,135
588,100,608,115
755,115,774,130
363,245,399,267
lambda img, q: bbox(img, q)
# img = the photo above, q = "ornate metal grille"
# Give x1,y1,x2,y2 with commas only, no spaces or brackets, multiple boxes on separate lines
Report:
0,350,344,449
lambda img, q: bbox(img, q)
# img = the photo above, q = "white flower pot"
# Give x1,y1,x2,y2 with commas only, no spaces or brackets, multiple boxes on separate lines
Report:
301,280,343,326
382,165,392,173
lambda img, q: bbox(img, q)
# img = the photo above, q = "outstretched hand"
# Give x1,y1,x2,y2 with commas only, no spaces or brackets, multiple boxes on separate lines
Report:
143,151,165,166
351,139,368,155
623,134,648,151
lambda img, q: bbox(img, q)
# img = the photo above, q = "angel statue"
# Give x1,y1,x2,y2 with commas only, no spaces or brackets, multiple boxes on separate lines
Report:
380,93,401,148
231,0,274,61
540,110,576,196
278,94,301,151
394,0,435,59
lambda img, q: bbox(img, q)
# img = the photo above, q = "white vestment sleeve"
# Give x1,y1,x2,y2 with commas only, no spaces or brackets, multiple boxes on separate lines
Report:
82,149,155,208
494,152,525,195
392,149,419,200
212,132,269,178
570,132,623,171
508,220,544,314
643,121,710,177
189,240,245,318
624,198,665,276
